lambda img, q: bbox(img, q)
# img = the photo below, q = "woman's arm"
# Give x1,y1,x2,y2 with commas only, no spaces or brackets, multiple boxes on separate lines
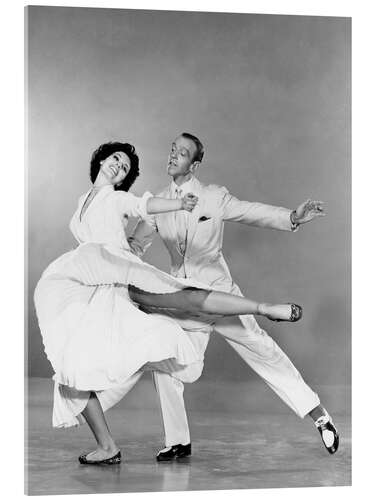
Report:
146,193,198,214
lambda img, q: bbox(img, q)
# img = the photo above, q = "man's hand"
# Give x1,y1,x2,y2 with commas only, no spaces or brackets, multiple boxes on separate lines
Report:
292,199,326,225
181,193,198,212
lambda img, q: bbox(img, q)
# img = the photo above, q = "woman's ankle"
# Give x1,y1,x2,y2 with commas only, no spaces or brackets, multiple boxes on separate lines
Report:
257,303,268,316
98,441,118,453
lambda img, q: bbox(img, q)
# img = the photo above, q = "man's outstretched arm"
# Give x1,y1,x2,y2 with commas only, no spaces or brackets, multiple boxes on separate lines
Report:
220,187,325,231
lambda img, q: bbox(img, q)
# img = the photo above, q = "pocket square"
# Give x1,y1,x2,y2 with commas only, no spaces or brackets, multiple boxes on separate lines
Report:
198,216,211,222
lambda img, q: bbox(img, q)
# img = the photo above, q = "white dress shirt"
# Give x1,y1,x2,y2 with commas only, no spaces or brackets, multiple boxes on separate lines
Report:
170,178,195,255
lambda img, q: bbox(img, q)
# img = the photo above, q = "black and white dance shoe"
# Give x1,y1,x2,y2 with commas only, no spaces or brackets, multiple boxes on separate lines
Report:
78,450,122,465
258,303,303,323
315,415,339,454
156,443,192,462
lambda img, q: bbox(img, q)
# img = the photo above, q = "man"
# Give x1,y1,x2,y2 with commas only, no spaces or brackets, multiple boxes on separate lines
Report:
128,132,339,461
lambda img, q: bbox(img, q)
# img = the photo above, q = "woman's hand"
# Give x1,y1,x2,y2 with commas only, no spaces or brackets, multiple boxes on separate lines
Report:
181,193,198,212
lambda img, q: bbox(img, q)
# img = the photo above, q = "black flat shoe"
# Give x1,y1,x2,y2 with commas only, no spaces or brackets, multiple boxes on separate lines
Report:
156,443,191,462
78,450,122,465
315,416,339,454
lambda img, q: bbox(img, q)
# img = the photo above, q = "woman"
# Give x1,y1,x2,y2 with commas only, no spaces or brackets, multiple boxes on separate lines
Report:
34,141,302,465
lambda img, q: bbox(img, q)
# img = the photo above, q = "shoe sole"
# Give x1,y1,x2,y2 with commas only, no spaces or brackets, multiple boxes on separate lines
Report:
156,454,191,462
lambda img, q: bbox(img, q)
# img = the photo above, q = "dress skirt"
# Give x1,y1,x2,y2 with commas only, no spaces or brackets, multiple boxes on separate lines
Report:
34,242,205,428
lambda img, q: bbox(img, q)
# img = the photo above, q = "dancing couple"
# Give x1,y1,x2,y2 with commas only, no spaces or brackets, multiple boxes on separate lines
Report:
34,133,339,465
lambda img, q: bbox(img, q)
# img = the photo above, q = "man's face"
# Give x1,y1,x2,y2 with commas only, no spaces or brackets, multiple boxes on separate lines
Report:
167,136,198,178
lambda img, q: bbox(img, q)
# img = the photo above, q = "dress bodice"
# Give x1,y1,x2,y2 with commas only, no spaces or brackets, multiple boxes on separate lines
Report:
69,185,152,251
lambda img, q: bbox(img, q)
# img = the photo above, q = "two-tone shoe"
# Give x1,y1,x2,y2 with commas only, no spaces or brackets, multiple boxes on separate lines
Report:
78,450,122,465
315,415,339,454
156,443,191,462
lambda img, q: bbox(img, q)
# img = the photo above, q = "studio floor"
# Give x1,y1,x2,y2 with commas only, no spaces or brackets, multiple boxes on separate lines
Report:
26,377,351,495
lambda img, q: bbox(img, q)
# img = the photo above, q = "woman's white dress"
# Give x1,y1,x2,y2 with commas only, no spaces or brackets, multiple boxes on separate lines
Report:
34,185,202,428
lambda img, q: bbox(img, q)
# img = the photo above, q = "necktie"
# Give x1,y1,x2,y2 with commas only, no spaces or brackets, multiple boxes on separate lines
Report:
175,188,188,255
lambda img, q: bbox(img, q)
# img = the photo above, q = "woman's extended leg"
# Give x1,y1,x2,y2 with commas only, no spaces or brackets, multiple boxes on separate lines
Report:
128,286,302,322
79,392,120,463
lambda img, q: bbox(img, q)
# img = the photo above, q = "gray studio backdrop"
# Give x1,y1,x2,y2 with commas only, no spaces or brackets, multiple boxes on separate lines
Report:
26,7,350,390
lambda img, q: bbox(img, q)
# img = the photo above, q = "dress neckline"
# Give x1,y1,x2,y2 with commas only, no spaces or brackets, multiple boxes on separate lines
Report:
79,185,114,222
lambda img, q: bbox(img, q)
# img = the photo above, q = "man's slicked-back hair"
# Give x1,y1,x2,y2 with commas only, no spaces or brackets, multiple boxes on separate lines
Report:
181,132,205,163
90,141,140,192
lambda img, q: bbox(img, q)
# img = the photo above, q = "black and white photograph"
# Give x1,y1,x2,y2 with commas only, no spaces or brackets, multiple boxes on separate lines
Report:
24,3,351,496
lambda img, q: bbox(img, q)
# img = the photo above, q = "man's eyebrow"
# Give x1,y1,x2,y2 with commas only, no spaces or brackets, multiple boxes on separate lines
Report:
172,143,191,156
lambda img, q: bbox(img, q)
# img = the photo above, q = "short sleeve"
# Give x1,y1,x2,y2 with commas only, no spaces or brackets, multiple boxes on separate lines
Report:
114,191,153,219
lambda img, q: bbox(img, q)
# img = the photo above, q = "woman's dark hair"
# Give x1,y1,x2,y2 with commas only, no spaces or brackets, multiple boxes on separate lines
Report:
90,142,140,192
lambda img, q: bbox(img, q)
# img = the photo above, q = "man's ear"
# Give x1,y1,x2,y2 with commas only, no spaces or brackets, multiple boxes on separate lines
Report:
190,161,201,174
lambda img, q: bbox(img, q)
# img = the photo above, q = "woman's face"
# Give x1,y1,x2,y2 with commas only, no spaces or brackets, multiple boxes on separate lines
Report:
99,151,131,186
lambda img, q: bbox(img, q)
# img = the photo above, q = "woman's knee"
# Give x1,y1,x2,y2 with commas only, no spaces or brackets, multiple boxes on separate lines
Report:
176,362,204,383
184,288,211,311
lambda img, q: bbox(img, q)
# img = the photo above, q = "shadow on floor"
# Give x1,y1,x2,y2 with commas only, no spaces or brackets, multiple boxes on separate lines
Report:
25,378,351,495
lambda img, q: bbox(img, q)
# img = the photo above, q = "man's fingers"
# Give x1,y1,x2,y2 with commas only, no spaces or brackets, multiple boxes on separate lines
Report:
186,192,198,201
307,200,325,212
312,209,326,217
182,193,198,211
313,201,324,208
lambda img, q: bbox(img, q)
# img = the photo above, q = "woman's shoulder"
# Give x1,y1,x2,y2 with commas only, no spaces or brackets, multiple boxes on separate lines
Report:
109,189,139,212
111,190,153,218
111,190,152,202
109,190,135,206
95,187,128,206
110,189,132,199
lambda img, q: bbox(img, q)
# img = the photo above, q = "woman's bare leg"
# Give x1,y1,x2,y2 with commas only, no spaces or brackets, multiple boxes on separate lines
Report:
128,286,301,322
80,392,120,461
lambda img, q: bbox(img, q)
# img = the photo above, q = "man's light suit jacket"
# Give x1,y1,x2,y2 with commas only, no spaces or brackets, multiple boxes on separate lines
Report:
130,176,295,284
129,177,296,356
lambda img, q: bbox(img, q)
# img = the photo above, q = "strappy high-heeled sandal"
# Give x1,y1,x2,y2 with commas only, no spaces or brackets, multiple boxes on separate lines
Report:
258,303,303,323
